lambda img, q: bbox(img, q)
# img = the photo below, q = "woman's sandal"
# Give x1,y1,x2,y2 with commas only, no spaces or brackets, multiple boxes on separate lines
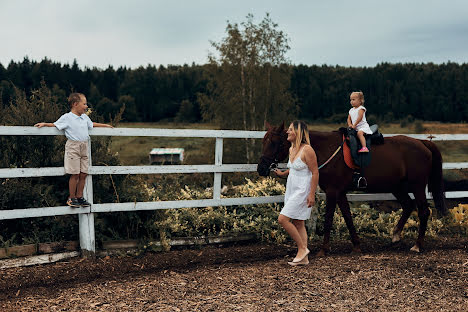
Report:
288,256,309,266
290,249,310,264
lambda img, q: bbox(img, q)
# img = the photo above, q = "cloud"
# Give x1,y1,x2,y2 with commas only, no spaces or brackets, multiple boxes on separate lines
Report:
0,0,467,68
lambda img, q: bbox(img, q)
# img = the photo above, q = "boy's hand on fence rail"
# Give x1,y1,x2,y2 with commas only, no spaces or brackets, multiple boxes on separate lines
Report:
34,123,54,128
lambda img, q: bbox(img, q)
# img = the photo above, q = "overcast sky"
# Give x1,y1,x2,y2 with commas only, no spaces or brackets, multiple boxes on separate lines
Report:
1,0,467,69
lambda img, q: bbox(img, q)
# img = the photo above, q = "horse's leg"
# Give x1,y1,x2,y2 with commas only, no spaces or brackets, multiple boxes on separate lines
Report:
410,188,430,253
317,191,337,257
336,191,361,253
391,190,415,243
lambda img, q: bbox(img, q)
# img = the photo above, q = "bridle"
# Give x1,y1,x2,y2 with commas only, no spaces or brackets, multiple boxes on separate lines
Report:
261,130,288,171
263,132,345,171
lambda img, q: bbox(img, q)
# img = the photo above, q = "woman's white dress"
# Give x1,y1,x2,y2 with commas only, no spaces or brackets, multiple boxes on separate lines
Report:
280,147,313,220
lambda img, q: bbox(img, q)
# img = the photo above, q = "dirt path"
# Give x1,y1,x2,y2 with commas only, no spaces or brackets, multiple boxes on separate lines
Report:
0,237,467,311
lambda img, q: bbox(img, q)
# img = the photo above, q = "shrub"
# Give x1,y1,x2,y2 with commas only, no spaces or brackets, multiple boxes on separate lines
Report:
0,83,151,247
150,178,466,247
414,120,425,133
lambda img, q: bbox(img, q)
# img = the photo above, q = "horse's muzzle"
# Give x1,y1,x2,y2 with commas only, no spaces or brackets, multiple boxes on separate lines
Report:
257,164,270,176
257,162,270,177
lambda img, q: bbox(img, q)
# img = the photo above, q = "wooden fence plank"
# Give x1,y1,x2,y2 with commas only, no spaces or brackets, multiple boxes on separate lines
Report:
0,252,79,269
0,206,89,220
1,162,464,178
91,196,285,213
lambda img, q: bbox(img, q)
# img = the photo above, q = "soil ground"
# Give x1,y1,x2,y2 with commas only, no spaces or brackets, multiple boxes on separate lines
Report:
0,237,467,312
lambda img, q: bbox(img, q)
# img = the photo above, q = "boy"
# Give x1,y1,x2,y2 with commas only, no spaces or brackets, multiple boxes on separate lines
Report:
35,93,113,207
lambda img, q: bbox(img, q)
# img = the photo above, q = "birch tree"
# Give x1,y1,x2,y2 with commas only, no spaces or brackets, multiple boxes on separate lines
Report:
199,13,296,161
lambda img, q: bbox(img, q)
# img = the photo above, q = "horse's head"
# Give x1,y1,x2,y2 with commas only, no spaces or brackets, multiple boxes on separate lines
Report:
257,122,290,176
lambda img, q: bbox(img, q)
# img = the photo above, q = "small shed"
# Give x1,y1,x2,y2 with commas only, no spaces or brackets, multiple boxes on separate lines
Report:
149,148,184,165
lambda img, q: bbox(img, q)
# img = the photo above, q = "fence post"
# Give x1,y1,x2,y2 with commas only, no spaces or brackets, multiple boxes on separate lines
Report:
79,138,96,258
213,137,223,200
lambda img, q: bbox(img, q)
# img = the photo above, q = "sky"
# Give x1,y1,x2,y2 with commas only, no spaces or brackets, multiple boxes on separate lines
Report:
1,0,467,69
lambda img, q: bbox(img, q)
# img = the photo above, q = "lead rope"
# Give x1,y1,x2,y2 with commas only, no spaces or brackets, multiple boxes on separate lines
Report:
317,139,345,170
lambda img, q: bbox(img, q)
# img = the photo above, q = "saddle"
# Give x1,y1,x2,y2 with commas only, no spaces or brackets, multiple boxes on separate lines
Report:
339,125,384,189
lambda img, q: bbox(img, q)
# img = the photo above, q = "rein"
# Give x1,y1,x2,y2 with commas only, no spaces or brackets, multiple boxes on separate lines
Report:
318,138,345,170
268,136,345,171
266,131,344,171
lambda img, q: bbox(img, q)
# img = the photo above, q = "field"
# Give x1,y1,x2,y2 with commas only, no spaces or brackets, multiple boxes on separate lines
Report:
0,238,466,311
110,121,468,165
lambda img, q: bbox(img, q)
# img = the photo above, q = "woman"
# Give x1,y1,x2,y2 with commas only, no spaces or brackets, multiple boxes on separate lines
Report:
273,120,319,266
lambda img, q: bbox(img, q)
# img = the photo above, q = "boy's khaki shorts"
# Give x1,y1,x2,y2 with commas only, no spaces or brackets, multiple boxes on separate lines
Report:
64,140,89,174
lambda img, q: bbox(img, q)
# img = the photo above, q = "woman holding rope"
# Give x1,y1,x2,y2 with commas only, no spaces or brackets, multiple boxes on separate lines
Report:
273,120,319,266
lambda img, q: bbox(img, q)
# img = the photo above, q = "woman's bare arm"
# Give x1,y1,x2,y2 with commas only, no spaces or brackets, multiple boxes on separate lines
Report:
302,145,319,207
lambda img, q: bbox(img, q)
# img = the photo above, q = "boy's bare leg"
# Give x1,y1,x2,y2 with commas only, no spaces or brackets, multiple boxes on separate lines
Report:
69,174,79,198
76,172,87,198
357,131,367,148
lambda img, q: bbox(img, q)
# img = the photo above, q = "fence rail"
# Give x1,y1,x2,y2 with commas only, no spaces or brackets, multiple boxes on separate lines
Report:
1,126,467,256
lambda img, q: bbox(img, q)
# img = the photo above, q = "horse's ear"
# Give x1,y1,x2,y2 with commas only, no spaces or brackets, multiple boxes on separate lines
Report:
278,121,285,132
264,121,272,130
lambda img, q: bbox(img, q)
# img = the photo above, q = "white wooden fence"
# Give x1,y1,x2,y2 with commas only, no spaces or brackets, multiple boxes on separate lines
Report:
0,126,467,256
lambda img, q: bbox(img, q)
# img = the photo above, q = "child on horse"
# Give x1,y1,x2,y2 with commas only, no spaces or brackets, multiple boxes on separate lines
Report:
347,91,372,152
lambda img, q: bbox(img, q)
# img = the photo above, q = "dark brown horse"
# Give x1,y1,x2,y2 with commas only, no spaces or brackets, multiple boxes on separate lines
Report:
257,122,448,255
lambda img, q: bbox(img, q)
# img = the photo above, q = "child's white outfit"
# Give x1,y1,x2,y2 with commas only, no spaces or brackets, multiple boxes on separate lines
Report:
349,106,372,134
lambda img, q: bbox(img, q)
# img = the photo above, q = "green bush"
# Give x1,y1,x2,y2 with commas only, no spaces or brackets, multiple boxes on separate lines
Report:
0,83,152,247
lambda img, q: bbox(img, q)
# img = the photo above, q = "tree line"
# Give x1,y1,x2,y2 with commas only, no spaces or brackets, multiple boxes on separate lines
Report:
1,59,467,127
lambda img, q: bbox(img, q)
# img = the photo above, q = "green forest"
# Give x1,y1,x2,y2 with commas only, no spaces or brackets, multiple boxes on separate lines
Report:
1,58,467,126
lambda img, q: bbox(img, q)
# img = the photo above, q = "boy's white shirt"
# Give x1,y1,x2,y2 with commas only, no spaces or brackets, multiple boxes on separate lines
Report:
349,106,372,134
54,112,94,141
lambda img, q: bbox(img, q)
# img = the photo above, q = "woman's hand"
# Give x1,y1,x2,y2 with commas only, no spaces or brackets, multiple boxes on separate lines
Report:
307,193,315,207
273,169,283,177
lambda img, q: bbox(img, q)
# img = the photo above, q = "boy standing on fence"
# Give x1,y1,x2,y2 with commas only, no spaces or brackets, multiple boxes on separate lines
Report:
34,93,113,208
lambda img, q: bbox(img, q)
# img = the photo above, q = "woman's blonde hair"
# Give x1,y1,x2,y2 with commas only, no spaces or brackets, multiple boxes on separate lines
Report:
351,91,365,104
292,120,310,148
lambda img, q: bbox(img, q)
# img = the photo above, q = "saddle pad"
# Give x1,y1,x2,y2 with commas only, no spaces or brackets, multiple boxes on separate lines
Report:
342,135,359,169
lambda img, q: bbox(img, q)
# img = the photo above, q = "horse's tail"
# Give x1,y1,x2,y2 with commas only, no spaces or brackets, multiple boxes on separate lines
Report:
420,140,448,216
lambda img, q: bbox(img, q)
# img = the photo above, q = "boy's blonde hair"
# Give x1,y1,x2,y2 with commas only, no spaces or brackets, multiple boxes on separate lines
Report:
68,93,85,108
292,120,310,148
351,91,365,104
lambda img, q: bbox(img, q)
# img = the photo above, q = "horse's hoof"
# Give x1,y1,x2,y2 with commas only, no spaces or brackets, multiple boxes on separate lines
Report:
410,245,421,253
351,247,362,254
392,234,401,243
316,249,327,257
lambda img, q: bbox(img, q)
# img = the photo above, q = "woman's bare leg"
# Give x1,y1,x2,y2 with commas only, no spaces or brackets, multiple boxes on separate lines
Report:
278,214,309,260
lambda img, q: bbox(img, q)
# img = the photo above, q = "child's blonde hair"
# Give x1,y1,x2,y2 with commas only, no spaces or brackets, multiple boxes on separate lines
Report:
68,93,85,108
292,120,310,148
351,91,365,105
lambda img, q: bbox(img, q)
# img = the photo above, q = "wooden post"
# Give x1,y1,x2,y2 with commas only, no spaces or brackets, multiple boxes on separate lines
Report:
213,138,223,200
79,138,95,258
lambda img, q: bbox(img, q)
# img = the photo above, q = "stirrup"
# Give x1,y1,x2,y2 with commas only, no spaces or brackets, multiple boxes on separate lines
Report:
357,176,367,189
